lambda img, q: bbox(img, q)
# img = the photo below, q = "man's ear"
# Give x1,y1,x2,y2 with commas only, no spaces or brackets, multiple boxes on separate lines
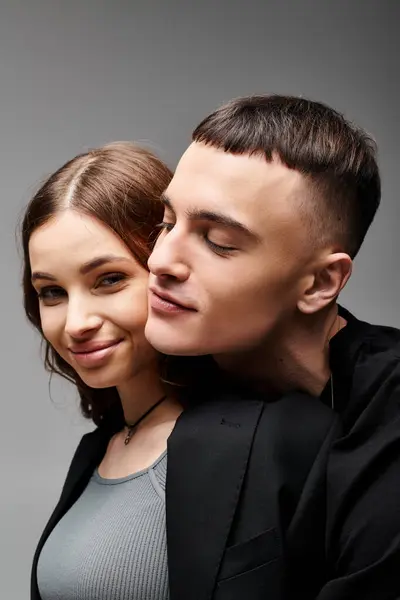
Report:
297,253,352,314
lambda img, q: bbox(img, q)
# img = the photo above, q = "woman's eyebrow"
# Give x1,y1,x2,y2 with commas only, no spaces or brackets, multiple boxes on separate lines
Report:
31,255,130,282
79,255,130,275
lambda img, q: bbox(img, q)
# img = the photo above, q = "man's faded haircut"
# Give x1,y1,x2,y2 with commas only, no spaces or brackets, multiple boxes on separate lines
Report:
192,95,381,258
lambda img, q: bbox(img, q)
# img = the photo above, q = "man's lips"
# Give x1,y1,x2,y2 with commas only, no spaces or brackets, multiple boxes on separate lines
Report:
149,287,197,313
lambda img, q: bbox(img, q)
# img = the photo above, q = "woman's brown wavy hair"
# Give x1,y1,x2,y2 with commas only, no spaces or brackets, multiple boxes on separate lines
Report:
21,142,173,426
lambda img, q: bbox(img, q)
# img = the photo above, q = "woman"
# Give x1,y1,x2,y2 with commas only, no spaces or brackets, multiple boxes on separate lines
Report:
22,142,184,599
23,142,337,600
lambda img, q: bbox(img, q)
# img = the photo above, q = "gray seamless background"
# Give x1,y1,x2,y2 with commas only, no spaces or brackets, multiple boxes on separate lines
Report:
0,1,398,597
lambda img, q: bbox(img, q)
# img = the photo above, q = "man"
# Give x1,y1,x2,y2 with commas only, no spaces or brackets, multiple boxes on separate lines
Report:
146,95,400,598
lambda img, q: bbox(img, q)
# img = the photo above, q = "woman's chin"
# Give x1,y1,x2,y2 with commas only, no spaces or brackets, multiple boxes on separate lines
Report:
77,368,124,390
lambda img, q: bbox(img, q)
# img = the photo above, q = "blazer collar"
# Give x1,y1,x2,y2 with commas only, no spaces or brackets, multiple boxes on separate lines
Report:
166,391,265,600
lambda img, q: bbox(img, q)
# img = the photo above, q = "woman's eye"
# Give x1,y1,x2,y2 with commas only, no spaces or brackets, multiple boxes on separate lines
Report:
37,286,65,303
97,273,126,287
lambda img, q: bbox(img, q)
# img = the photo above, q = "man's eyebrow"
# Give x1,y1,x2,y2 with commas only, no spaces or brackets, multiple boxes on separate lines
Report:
31,255,130,282
187,208,259,241
160,193,174,211
161,192,259,242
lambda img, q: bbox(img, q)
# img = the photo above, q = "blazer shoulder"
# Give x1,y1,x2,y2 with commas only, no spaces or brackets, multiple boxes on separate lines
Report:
59,425,110,497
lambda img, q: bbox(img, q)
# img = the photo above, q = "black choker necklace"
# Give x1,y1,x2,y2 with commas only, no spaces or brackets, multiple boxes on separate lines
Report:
124,395,167,446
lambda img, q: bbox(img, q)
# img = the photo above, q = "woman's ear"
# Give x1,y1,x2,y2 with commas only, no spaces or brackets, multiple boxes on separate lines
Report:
297,253,352,314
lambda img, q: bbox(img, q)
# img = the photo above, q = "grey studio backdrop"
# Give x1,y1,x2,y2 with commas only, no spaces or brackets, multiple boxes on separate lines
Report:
0,1,397,597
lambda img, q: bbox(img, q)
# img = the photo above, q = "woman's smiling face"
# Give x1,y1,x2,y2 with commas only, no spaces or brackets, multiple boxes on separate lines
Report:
29,210,158,389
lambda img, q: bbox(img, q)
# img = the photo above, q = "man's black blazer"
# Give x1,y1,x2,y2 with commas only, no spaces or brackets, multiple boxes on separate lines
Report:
31,390,338,600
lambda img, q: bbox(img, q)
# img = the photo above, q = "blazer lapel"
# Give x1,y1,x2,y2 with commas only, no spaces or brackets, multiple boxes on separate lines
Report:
166,392,265,600
31,427,110,599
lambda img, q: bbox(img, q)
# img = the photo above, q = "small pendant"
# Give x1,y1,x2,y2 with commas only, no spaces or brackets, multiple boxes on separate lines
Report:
123,395,168,447
124,427,134,445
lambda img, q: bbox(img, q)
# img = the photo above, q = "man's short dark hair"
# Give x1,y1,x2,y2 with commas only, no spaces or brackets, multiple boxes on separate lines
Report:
192,95,381,258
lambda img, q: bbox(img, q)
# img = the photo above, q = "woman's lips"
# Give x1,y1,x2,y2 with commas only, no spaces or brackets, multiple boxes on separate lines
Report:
69,340,123,367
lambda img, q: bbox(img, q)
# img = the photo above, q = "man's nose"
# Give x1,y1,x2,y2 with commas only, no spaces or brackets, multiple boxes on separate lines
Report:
148,231,190,282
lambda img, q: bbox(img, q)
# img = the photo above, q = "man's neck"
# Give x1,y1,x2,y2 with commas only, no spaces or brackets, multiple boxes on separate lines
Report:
214,305,345,397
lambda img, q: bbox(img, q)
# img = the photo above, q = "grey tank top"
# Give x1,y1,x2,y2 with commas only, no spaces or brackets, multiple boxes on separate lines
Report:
37,450,169,600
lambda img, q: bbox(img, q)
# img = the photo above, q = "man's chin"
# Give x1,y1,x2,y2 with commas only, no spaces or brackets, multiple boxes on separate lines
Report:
149,340,204,357
145,323,206,357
